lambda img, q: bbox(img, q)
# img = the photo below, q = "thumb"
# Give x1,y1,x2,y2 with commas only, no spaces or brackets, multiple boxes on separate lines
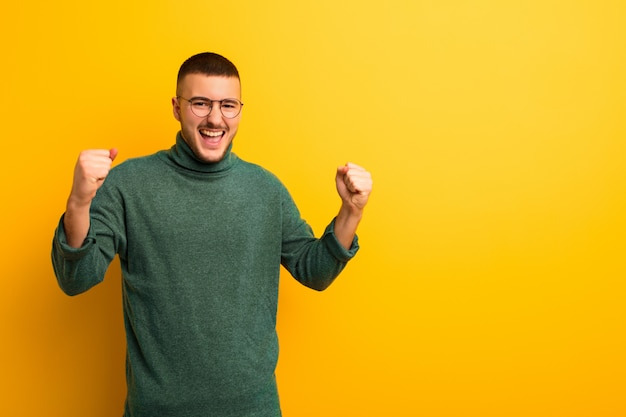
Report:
109,148,119,161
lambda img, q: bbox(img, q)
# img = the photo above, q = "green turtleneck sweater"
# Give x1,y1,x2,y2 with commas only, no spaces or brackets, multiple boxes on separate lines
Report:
51,133,359,417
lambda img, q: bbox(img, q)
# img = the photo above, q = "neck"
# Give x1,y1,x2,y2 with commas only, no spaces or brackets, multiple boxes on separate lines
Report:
168,131,236,173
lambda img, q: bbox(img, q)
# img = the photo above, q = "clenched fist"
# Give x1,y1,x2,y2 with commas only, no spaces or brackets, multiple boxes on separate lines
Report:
69,148,118,206
335,162,373,211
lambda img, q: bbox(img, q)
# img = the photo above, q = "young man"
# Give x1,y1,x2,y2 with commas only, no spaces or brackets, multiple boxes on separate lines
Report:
52,52,372,417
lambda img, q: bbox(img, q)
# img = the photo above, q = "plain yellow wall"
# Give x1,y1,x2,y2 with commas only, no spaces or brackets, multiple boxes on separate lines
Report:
2,1,625,416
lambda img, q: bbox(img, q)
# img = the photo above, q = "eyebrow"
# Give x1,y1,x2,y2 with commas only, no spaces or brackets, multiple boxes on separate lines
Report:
189,96,239,101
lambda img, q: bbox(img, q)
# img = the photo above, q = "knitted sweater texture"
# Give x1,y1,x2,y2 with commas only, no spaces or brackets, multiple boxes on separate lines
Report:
51,133,359,417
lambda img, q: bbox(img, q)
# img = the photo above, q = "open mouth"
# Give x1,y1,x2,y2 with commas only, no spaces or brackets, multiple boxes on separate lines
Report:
199,129,225,142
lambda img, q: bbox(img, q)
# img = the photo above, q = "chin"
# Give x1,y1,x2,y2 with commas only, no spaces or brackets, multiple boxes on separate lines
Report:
199,148,228,163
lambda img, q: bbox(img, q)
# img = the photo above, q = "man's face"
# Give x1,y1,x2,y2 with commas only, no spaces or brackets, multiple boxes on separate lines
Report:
172,74,242,163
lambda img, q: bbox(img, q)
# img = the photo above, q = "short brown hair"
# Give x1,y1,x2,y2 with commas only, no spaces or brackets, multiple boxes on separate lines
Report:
176,52,240,94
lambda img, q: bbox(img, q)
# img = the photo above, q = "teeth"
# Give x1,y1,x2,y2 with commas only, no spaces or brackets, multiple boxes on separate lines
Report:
200,130,223,137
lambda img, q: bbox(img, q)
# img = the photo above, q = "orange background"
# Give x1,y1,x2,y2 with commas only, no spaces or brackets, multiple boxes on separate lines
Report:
2,1,625,416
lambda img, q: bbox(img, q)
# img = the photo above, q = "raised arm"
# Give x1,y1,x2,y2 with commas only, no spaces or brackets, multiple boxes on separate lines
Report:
334,162,373,250
64,148,118,248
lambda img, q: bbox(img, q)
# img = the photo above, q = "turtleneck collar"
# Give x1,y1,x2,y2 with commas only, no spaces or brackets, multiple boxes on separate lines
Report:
165,131,237,174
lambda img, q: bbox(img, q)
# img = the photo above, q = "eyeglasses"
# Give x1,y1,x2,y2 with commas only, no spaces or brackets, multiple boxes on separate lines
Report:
177,96,243,119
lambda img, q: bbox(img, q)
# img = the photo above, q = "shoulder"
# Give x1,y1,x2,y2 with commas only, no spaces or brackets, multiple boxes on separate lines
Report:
234,156,286,189
232,157,298,205
107,153,162,177
97,153,164,194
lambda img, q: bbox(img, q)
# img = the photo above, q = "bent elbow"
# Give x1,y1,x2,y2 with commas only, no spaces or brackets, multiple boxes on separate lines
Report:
57,279,95,297
302,275,338,292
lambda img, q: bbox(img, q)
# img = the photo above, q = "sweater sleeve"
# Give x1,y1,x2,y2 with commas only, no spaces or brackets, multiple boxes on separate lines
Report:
51,171,125,296
280,189,359,291
51,215,117,296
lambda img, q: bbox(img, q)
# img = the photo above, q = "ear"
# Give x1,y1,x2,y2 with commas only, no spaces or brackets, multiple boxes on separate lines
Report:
172,97,181,122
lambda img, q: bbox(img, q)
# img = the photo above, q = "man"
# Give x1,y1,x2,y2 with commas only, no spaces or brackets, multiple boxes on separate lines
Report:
52,52,372,417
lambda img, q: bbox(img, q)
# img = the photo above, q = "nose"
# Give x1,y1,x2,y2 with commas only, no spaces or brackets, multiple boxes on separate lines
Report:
207,102,224,122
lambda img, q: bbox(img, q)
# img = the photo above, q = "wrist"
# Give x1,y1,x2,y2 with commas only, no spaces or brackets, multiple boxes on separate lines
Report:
339,201,364,217
66,195,92,214
337,204,363,229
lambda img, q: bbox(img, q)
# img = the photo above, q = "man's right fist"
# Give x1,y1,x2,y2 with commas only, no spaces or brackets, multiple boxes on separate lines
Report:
69,149,118,205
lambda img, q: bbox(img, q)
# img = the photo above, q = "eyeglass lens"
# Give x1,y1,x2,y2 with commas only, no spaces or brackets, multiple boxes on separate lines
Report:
188,99,242,118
